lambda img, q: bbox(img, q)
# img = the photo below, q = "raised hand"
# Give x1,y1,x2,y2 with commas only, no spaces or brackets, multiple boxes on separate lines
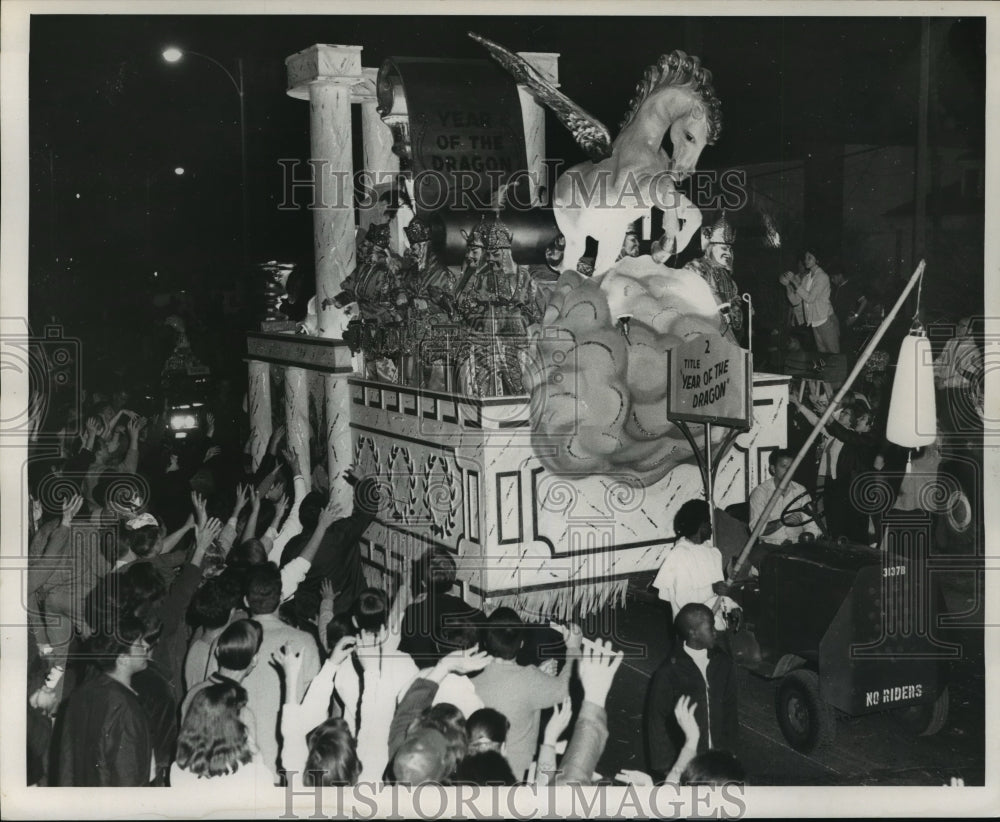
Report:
190,491,208,526
273,640,305,672
550,621,584,652
268,425,287,456
29,683,61,717
577,638,624,707
233,483,251,514
273,493,290,525
673,694,700,745
127,415,146,441
317,496,347,530
203,445,222,463
320,577,335,604
61,493,84,527
439,645,491,676
194,517,223,553
543,698,573,746
329,634,357,667
249,487,261,511
538,658,559,677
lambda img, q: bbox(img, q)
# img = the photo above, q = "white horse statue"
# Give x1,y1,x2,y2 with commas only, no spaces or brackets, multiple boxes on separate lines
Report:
470,34,722,278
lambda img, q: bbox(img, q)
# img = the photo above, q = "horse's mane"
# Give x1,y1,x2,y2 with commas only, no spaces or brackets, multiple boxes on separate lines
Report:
618,50,723,145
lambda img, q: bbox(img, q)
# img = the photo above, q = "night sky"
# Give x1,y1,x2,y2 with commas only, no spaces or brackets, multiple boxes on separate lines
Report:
27,12,985,375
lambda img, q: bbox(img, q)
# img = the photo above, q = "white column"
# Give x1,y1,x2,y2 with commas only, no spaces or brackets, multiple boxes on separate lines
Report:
287,44,363,510
284,366,311,492
358,66,400,234
246,360,272,471
515,52,559,207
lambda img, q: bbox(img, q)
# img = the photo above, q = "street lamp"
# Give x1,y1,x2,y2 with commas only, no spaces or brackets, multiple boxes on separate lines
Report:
162,46,248,269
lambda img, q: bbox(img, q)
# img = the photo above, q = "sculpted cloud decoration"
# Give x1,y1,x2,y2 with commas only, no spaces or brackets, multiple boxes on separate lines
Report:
525,255,728,486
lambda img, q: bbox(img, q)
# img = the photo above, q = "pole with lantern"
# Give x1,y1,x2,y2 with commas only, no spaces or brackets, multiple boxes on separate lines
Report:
728,261,933,582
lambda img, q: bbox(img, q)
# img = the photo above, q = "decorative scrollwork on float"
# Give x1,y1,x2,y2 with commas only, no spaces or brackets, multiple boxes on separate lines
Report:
423,453,459,538
541,477,580,518
603,473,646,515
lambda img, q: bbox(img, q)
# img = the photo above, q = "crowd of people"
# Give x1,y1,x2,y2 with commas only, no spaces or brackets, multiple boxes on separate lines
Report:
25,387,748,791
22,226,982,794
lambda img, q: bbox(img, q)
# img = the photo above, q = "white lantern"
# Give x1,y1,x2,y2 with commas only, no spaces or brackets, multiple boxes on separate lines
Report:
886,332,937,448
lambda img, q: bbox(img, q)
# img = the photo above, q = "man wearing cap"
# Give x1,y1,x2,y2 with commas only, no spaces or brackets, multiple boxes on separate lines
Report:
781,249,839,354
683,213,744,344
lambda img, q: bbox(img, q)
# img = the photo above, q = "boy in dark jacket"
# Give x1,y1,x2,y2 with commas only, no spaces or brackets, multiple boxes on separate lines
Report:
645,603,739,782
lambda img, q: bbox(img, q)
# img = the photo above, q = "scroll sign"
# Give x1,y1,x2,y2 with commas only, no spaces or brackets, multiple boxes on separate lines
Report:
376,57,531,217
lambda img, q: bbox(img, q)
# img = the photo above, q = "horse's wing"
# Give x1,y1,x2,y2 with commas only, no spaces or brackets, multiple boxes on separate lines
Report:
469,32,612,161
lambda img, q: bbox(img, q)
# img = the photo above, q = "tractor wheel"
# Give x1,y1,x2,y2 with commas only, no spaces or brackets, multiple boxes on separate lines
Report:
775,669,836,753
894,686,950,737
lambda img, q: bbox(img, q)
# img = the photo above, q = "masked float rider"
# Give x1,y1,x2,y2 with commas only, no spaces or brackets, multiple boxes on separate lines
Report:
394,217,459,389
617,222,641,262
336,222,403,381
526,233,567,322
456,216,541,397
683,214,745,345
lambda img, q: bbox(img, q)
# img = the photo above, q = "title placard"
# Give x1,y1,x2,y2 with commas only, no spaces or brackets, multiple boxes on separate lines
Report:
668,333,751,427
380,58,529,214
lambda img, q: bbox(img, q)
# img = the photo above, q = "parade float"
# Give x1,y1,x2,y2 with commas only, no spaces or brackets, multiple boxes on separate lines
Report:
245,37,789,620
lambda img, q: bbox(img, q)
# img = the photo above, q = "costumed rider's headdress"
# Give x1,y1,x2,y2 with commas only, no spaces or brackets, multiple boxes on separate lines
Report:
701,212,736,249
404,217,432,245
461,217,489,249
365,222,392,250
484,215,514,250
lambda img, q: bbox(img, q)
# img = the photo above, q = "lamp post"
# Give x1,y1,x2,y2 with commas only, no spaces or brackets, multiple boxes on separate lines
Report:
162,47,248,270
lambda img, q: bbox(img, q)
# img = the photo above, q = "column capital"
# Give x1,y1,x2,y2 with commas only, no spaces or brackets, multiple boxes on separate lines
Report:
516,51,560,86
353,66,379,104
286,44,364,100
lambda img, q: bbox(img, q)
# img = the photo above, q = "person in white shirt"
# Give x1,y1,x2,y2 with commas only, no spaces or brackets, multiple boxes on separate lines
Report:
748,449,822,552
780,249,840,354
652,500,738,631
239,563,321,780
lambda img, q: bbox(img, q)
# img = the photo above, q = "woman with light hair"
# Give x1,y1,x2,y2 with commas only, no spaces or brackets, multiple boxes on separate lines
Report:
171,680,274,788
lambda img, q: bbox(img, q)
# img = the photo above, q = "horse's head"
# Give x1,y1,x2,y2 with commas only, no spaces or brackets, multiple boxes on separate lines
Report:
619,51,722,178
664,99,712,178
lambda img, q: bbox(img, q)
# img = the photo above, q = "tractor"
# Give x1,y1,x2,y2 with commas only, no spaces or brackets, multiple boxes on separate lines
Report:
724,493,952,753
